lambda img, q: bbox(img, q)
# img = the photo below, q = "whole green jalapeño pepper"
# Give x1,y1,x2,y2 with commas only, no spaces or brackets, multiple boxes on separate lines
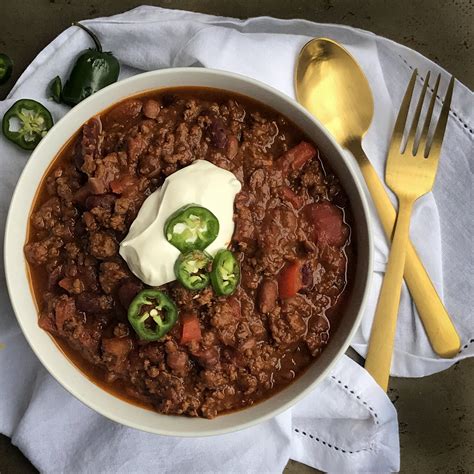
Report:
174,250,212,291
128,289,178,341
2,99,53,150
210,249,240,296
62,23,120,106
165,204,220,253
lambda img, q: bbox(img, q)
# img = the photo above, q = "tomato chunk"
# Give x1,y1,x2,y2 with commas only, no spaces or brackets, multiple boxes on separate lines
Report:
278,261,303,299
304,202,349,247
180,312,202,344
276,141,317,175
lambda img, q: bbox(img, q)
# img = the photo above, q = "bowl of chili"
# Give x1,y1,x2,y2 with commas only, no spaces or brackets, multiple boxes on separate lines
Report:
5,68,373,436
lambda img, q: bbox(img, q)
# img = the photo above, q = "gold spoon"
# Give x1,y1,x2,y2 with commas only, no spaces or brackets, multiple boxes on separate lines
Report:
295,38,460,359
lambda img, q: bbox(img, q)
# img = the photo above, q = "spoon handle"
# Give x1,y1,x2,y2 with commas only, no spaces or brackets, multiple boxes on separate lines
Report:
348,139,460,358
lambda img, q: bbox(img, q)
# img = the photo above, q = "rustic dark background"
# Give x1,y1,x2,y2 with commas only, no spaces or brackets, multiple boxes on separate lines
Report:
0,1,473,473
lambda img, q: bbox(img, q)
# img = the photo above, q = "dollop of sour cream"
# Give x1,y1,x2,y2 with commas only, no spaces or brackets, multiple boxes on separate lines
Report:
119,160,242,286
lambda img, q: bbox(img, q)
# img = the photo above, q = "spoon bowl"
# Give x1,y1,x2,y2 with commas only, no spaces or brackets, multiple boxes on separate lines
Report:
295,38,374,145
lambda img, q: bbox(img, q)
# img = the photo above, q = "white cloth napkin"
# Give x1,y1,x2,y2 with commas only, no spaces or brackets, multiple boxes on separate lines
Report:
0,5,472,472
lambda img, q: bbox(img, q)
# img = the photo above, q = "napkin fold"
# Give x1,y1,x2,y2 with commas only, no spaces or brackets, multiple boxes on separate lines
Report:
1,5,472,473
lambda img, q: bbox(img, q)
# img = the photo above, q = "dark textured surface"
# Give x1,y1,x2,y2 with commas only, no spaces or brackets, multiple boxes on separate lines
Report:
0,1,473,473
0,0,473,99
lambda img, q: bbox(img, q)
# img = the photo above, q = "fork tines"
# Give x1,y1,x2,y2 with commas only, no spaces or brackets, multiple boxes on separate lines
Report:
392,69,454,158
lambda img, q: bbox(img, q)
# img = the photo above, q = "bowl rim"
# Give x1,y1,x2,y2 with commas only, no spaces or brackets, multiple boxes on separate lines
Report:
4,67,373,437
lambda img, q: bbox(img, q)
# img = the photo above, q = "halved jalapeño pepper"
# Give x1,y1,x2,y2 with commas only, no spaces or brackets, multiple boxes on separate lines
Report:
128,289,178,341
2,99,53,150
174,250,212,291
165,204,219,253
210,249,240,296
49,76,62,103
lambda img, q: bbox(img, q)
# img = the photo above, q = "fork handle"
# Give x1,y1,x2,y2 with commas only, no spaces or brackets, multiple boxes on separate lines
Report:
365,198,413,390
348,140,461,358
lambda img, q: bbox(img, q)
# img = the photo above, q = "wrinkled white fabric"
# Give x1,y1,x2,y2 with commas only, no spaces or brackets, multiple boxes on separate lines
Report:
1,5,472,472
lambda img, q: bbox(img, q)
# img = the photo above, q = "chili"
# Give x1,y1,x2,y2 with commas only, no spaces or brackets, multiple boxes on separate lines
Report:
174,250,212,291
210,249,240,296
127,289,178,341
165,204,219,253
2,99,53,150
61,23,120,106
24,88,354,419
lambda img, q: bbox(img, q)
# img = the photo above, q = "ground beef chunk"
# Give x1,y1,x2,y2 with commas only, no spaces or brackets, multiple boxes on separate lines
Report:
226,135,239,160
89,153,121,194
301,159,327,197
193,347,220,369
165,341,189,376
64,242,80,260
81,117,103,176
85,193,116,212
258,206,298,274
58,277,85,295
113,323,130,338
76,292,114,314
257,279,278,314
170,285,195,309
31,197,62,230
211,297,241,327
102,336,133,374
233,193,256,251
210,298,241,346
127,133,150,168
209,117,228,149
38,311,56,333
269,295,312,345
268,308,306,345
47,265,64,290
200,368,228,390
25,236,63,265
138,153,161,178
305,315,330,356
89,231,117,259
24,241,50,265
53,295,82,332
193,287,214,306
99,262,129,294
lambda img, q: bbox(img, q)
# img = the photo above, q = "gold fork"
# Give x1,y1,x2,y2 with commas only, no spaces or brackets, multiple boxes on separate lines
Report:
365,70,455,391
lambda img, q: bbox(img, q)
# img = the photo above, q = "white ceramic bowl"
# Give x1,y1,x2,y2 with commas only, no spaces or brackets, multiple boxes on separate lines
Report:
5,68,373,437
